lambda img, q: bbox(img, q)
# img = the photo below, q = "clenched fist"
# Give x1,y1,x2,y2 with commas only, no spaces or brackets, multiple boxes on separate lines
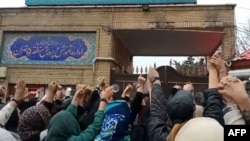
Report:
72,84,93,106
48,81,62,94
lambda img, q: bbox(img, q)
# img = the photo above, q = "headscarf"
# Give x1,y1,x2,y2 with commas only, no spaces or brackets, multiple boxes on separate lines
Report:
174,117,223,141
95,100,131,141
17,104,51,141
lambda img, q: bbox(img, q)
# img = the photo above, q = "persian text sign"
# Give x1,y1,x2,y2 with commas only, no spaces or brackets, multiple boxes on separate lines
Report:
1,32,96,65
25,0,196,6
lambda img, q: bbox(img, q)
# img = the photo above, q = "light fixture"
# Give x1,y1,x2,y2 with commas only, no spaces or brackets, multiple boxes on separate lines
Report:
142,5,149,12
66,87,72,92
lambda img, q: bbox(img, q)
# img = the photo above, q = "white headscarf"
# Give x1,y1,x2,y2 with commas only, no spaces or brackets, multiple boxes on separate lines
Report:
175,117,223,141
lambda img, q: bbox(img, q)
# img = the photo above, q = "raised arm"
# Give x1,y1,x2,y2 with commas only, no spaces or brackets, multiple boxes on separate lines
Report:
68,86,113,141
146,67,171,141
0,80,29,127
203,56,224,125
218,76,250,124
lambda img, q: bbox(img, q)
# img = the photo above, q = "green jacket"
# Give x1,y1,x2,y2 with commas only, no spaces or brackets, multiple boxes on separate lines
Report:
46,104,104,141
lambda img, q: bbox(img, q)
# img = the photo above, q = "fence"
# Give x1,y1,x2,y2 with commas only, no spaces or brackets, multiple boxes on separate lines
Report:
118,62,207,77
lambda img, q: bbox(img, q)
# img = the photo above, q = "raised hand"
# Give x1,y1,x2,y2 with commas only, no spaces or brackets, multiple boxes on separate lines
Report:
48,81,62,94
218,76,247,103
146,67,160,96
72,84,93,106
122,84,134,98
96,77,106,89
100,86,113,101
209,53,228,79
76,83,87,91
183,81,194,93
137,75,146,88
147,67,160,80
209,53,226,71
14,80,29,102
218,76,250,110
206,56,217,73
136,75,147,94
97,86,114,111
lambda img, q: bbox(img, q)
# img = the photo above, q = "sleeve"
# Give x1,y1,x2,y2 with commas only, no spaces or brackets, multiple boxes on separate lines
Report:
84,89,100,113
66,104,78,117
130,92,144,123
147,84,171,141
0,102,15,127
203,88,224,125
242,110,250,125
67,110,104,141
223,106,246,125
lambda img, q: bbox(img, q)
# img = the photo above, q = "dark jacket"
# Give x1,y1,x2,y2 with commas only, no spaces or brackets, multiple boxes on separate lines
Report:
78,89,100,130
203,88,224,125
242,110,250,125
130,92,150,141
18,98,37,114
147,84,171,141
147,84,224,141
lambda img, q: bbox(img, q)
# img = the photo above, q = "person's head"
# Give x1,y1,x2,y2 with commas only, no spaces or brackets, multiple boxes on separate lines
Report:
194,92,205,106
193,92,205,117
18,104,51,141
95,100,131,140
175,117,223,141
167,90,195,124
170,84,182,96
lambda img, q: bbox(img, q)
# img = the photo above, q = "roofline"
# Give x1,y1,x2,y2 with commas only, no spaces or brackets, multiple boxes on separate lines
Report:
0,4,236,10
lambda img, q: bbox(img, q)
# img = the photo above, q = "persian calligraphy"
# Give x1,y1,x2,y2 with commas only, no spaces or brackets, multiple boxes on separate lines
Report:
10,36,87,61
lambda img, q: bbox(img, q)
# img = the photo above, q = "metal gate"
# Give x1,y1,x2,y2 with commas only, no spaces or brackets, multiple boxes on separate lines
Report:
111,65,208,99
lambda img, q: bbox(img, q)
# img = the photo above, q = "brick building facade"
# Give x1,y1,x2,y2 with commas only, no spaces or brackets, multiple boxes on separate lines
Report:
0,4,236,102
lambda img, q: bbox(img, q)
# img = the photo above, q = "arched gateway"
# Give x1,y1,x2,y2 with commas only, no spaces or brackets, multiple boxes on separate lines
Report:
0,2,236,102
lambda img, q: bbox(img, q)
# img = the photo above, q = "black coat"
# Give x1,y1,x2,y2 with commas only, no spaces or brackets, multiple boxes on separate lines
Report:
147,84,224,141
147,84,172,141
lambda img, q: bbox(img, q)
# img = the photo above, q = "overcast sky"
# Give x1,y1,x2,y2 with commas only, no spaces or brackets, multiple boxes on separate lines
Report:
0,0,250,71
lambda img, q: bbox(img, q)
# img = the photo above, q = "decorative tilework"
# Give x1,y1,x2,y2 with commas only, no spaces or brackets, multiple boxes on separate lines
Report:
1,32,96,65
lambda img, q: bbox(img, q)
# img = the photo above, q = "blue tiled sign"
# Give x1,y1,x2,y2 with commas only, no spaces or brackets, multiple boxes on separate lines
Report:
25,0,196,6
1,32,96,65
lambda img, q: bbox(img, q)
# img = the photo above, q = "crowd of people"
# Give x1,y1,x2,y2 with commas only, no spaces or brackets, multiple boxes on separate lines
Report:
0,53,250,141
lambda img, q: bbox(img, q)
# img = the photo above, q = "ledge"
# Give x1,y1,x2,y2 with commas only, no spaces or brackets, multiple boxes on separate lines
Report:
0,4,236,11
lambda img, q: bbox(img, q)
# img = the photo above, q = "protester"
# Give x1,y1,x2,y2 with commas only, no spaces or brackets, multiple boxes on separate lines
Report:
45,84,113,141
0,53,250,141
17,81,62,141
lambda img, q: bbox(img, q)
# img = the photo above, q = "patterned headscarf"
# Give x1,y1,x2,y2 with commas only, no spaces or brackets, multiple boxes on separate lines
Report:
95,100,131,141
17,104,51,141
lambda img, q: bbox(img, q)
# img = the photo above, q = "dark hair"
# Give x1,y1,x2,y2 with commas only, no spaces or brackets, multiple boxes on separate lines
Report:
170,88,179,96
194,92,205,106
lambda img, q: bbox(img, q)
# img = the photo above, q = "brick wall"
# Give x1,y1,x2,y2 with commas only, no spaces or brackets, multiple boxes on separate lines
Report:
0,5,236,99
113,35,132,72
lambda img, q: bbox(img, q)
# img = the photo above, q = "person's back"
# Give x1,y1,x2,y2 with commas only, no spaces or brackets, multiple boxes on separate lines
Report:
46,109,80,141
94,100,131,141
